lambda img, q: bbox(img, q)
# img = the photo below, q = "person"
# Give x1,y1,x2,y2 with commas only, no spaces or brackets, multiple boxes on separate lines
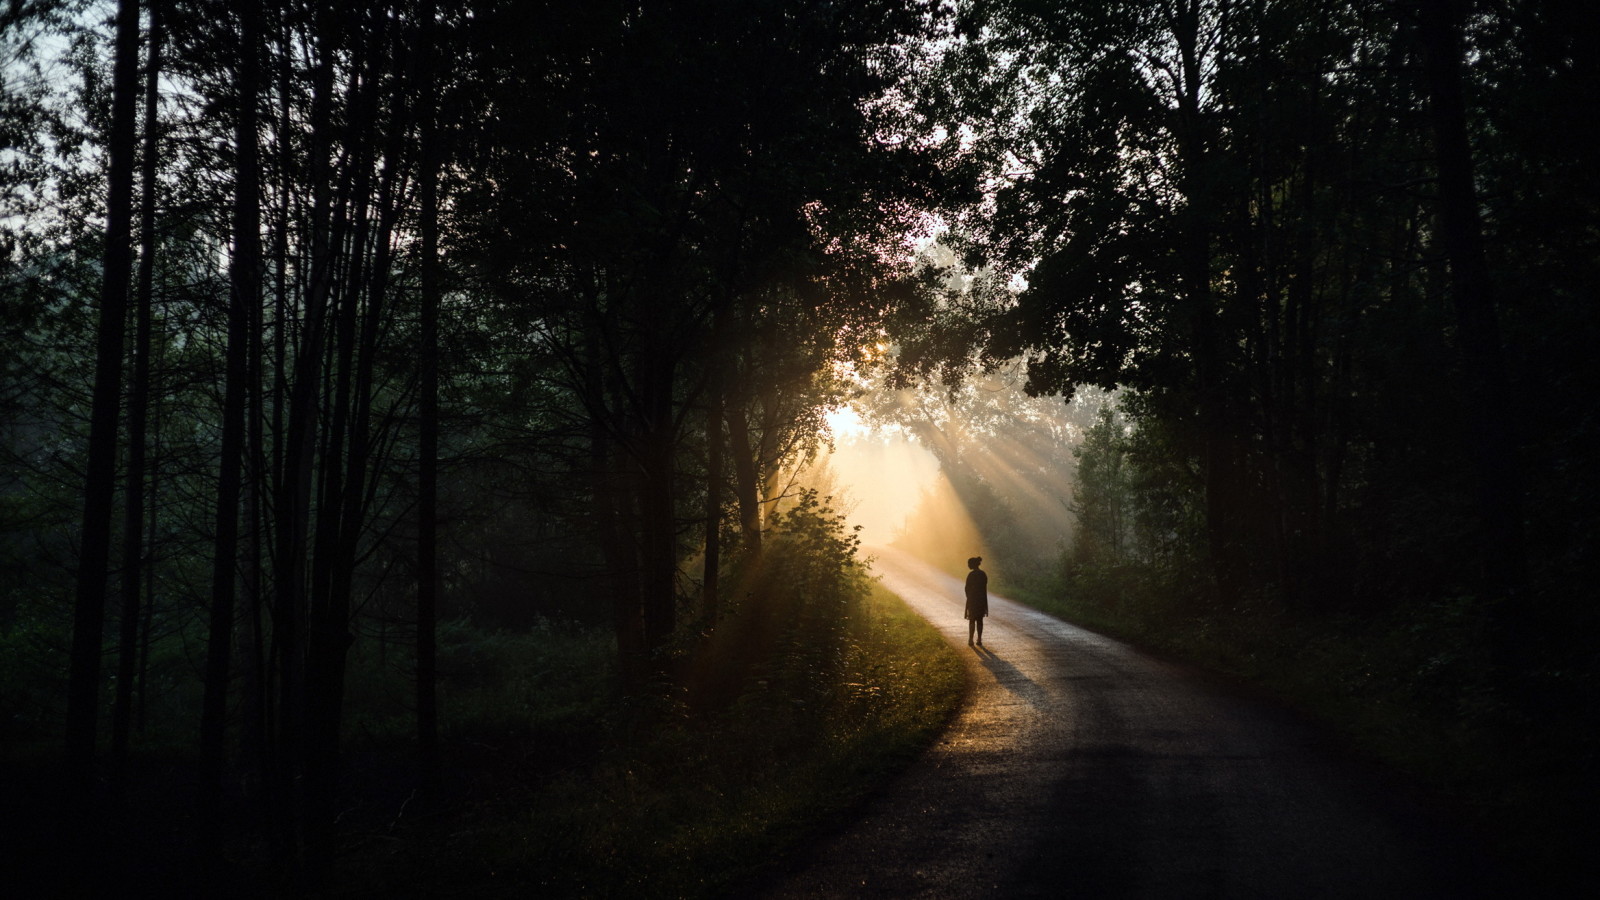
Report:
964,556,988,646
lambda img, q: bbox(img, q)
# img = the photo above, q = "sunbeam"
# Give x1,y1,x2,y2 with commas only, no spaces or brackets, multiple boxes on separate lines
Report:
819,417,942,547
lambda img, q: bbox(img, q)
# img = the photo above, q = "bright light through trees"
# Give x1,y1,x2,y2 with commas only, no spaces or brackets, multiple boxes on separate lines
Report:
818,408,941,546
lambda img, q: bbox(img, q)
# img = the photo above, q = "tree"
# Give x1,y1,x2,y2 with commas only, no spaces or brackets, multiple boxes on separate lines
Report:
455,0,949,680
65,0,141,813
111,0,164,798
198,0,259,852
1071,406,1131,566
931,0,1264,600
415,0,443,806
1414,0,1526,613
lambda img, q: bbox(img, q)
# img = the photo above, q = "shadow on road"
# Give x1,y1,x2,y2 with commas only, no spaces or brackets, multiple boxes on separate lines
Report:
972,644,1049,708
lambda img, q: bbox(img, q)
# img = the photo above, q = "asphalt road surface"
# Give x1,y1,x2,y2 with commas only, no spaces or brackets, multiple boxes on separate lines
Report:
757,547,1507,899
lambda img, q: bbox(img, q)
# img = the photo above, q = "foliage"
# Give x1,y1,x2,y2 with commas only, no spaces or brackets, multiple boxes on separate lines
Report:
974,2,1600,865
1068,406,1132,567
332,505,961,899
1,0,968,886
866,359,1098,583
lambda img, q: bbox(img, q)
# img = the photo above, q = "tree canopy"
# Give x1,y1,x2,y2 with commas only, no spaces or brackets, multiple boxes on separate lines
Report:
2,0,1596,892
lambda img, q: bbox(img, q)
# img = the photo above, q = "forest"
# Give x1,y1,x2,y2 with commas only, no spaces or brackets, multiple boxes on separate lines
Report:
2,0,1596,894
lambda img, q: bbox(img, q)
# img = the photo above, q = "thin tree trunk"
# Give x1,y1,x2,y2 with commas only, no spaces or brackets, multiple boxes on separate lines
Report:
136,391,159,736
66,0,141,812
111,3,161,799
262,18,293,853
299,16,366,881
238,114,268,802
586,326,646,685
274,8,338,869
638,348,678,654
415,0,443,805
238,9,271,797
1172,4,1244,603
726,400,762,553
1417,0,1528,648
704,390,723,619
1418,0,1525,582
199,0,260,855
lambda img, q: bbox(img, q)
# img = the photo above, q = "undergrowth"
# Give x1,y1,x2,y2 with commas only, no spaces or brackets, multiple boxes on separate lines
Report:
2,492,965,898
334,493,964,898
333,587,961,899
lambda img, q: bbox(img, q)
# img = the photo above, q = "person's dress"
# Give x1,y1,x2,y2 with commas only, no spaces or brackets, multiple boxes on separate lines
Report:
964,569,988,619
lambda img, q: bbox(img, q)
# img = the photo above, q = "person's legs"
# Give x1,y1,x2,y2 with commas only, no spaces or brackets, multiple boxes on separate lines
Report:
967,618,975,645
976,617,984,645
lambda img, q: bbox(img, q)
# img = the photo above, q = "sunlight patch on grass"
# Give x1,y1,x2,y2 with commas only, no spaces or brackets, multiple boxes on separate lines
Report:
341,582,963,898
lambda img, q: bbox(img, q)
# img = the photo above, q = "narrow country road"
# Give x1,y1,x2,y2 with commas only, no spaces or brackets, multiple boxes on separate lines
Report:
756,547,1507,899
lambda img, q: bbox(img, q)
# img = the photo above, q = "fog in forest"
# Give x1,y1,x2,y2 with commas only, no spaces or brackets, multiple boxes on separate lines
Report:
4,0,1595,894
807,366,1108,583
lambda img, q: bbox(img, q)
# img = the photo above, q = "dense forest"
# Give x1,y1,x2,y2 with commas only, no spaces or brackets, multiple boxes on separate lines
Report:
3,0,1596,894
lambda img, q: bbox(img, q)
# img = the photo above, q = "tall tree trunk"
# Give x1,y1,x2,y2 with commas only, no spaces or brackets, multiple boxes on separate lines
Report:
585,323,646,685
726,400,762,553
415,0,443,805
238,118,268,804
595,433,646,683
112,3,161,799
262,18,294,853
302,10,373,882
638,347,678,654
329,14,412,782
1417,0,1528,646
704,390,723,619
136,391,159,735
66,0,140,812
1172,2,1244,603
199,0,260,855
274,3,341,869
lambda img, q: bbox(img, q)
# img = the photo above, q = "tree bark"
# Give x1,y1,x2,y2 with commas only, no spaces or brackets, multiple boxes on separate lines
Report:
704,390,723,619
726,400,763,553
585,320,646,685
112,2,161,799
274,2,342,870
638,345,678,654
199,0,261,853
415,0,443,806
1417,0,1528,638
1171,1,1245,603
66,0,141,811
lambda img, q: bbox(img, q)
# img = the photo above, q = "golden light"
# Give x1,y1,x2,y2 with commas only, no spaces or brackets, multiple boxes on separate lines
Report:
824,405,871,441
814,409,942,548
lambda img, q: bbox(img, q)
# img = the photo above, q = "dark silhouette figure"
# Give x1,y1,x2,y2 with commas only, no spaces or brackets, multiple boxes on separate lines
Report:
964,556,988,646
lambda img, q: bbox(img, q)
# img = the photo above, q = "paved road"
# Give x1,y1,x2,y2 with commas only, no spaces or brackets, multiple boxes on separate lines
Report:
758,547,1506,899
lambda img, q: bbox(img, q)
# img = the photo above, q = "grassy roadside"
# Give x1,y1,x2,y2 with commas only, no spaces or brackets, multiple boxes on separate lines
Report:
1000,576,1587,893
334,581,965,898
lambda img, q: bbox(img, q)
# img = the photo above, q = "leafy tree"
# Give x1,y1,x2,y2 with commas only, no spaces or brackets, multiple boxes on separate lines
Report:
455,0,952,679
1070,406,1131,567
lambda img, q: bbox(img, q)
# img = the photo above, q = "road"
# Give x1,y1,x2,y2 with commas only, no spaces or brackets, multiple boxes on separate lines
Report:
757,547,1506,898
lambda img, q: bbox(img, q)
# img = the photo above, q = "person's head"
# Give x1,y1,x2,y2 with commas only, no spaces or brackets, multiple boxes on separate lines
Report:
968,556,982,570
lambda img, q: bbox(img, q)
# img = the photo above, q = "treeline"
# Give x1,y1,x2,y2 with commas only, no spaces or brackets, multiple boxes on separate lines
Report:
911,0,1597,655
1,0,954,884
906,0,1596,878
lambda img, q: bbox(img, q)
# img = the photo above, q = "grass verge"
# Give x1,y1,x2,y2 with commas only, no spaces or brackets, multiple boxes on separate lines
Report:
336,581,964,898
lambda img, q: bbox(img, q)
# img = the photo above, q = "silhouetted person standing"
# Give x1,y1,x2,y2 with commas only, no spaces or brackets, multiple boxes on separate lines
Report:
965,556,988,646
